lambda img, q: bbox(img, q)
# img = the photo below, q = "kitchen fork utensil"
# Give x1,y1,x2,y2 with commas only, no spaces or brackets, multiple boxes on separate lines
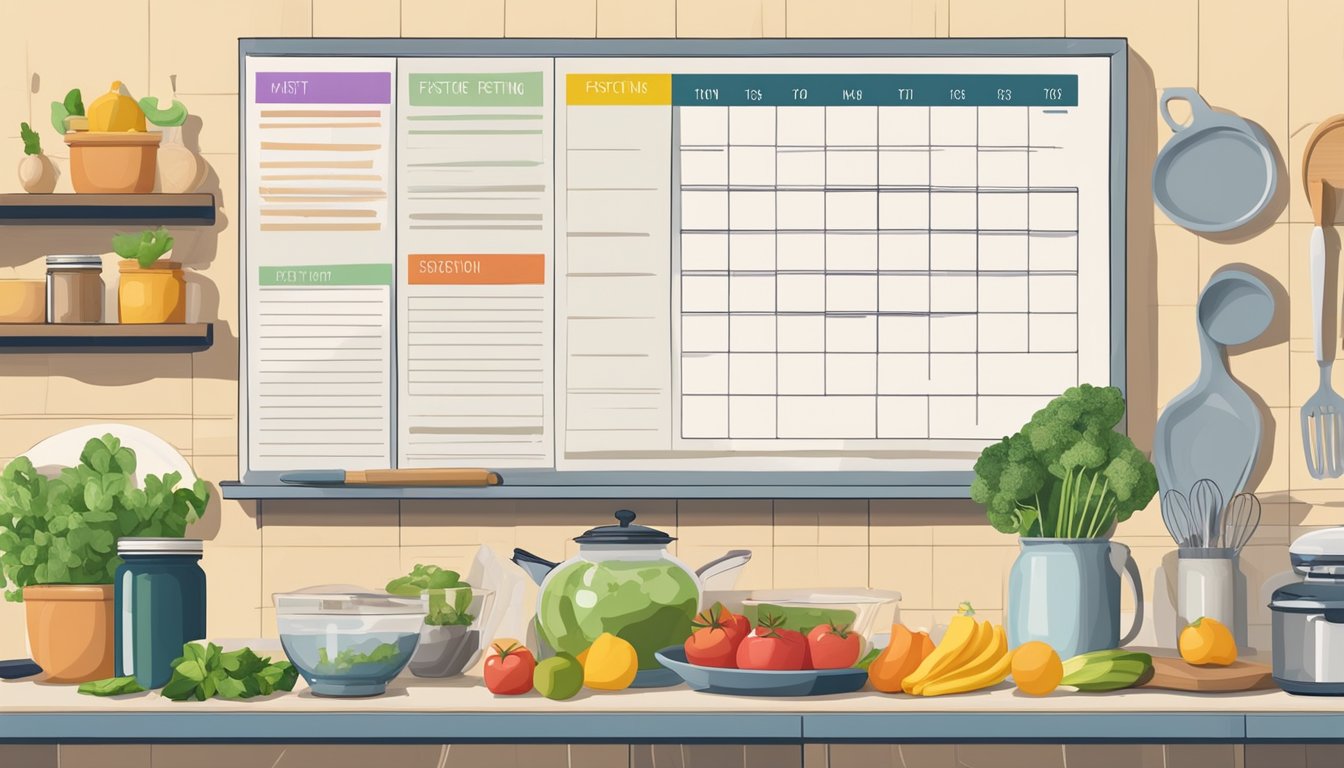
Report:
1300,117,1344,479
1219,492,1261,555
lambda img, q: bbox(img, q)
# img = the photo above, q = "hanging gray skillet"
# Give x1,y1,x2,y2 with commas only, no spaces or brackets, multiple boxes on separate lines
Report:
1153,88,1277,233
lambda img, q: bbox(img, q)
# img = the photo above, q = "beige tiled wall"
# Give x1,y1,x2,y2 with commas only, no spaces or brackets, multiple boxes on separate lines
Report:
0,0,1322,663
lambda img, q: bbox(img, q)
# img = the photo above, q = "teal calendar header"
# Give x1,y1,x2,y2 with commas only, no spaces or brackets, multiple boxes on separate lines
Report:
670,74,1078,107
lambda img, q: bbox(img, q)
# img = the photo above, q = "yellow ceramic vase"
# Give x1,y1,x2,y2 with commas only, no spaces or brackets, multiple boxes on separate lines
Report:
118,260,186,323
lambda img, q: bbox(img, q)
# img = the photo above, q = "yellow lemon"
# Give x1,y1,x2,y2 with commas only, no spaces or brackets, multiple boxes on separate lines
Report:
582,632,638,691
1179,617,1237,666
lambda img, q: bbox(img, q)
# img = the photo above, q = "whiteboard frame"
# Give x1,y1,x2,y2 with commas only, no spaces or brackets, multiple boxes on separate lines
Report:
237,37,1127,498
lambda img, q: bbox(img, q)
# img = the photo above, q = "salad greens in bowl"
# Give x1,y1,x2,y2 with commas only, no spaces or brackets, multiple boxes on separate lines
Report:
273,586,425,697
386,564,494,678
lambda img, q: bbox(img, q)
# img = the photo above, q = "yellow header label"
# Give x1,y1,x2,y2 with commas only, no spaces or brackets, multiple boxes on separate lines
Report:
566,74,671,105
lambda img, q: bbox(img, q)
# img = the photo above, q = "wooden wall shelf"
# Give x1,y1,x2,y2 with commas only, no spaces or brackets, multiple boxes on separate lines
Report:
0,194,216,225
0,323,214,353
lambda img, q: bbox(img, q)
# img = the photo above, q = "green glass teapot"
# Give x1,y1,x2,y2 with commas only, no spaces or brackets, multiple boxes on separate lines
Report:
512,509,749,688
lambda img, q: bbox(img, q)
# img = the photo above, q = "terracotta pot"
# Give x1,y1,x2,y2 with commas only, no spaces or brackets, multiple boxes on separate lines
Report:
23,584,115,683
64,132,160,194
118,259,185,323
0,280,44,322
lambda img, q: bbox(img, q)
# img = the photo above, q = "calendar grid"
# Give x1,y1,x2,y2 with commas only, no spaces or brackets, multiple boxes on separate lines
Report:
676,101,1084,442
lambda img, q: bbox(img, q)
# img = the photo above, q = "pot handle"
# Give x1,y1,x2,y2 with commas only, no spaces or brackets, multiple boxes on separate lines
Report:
1110,541,1145,646
1160,87,1214,134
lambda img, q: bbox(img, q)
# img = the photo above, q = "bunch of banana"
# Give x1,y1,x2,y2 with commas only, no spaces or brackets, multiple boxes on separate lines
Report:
901,606,1013,696
1059,650,1153,692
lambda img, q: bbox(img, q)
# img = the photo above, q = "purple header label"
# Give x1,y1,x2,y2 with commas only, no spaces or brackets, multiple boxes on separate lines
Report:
255,72,391,104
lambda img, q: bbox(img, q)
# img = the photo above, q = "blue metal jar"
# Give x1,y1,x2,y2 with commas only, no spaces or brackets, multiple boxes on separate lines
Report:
114,538,206,689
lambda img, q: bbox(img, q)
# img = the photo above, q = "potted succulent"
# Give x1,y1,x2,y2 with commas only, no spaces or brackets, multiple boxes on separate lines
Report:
113,226,184,323
0,435,209,683
971,384,1158,658
17,123,55,193
139,96,199,193
386,565,492,678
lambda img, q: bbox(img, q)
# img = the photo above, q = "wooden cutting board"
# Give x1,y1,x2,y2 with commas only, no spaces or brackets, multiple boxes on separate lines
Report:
1137,657,1276,692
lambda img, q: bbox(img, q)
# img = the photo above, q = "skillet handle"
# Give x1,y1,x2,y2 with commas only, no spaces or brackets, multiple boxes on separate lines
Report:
1160,88,1213,133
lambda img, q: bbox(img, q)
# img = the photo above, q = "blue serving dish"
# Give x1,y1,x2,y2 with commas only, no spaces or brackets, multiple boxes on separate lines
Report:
654,647,868,697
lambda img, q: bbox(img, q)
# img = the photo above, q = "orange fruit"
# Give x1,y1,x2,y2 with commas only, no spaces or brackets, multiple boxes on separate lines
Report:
867,625,934,694
1010,641,1062,696
1179,617,1236,666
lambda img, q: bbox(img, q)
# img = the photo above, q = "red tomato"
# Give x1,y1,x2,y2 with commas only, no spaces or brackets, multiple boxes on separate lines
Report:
685,604,748,667
736,616,807,671
484,640,536,695
806,623,862,669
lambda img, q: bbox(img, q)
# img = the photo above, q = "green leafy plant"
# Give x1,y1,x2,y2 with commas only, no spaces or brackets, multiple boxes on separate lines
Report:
50,88,84,135
971,384,1158,539
138,97,188,128
112,227,175,269
316,642,401,673
386,564,474,627
161,642,298,701
78,676,146,697
0,434,210,602
19,123,40,156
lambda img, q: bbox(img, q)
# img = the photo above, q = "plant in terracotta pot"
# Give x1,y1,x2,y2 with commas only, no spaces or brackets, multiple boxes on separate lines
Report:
63,82,159,194
0,435,209,683
113,226,185,323
17,123,56,193
971,384,1158,659
139,96,200,193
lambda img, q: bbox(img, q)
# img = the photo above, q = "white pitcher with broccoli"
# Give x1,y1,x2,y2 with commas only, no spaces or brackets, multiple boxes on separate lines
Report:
972,385,1159,658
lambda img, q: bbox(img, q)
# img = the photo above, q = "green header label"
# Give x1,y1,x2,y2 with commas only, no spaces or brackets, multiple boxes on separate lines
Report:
409,72,544,107
259,263,392,286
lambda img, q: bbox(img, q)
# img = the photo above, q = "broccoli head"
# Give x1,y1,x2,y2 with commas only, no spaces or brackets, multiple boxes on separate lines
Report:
972,384,1158,536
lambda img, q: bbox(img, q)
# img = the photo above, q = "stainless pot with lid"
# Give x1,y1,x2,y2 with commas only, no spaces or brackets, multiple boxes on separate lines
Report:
1271,528,1344,695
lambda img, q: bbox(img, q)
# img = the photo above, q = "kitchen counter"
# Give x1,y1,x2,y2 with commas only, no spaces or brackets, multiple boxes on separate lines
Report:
5,673,1344,745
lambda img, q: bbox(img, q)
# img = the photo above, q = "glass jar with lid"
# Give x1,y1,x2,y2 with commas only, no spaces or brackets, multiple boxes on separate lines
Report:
46,255,104,323
114,538,206,689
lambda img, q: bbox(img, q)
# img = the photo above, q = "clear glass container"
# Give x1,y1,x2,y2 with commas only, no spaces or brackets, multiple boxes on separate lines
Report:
46,255,104,323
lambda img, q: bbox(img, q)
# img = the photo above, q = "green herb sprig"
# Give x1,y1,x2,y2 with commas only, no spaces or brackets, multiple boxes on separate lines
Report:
161,642,298,701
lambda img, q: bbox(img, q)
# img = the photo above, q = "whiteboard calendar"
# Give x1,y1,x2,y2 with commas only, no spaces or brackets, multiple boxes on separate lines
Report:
238,39,1126,491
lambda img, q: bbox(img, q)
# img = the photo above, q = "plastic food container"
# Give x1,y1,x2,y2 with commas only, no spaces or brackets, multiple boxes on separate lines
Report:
274,586,425,697
736,589,902,638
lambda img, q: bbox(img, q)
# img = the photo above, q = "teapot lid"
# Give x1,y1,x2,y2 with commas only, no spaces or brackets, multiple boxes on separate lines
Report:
574,509,675,546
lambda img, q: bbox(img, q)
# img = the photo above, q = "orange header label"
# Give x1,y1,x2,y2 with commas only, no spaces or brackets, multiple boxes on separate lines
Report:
408,253,545,285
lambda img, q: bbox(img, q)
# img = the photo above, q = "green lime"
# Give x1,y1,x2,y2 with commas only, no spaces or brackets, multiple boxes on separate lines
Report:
533,653,583,701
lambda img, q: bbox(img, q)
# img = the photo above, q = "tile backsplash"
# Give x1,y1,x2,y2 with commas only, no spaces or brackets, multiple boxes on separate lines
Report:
0,0,1333,664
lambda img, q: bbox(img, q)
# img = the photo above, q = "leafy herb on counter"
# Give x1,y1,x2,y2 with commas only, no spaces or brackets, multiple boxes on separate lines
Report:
0,435,210,602
78,676,146,697
315,642,400,673
160,642,298,701
386,564,474,626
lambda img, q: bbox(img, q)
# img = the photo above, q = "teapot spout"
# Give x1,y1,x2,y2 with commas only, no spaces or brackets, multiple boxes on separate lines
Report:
511,548,558,586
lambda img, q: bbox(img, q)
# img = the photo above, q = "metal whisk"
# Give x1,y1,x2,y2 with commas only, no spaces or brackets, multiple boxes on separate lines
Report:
1218,492,1261,554
1161,478,1223,549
